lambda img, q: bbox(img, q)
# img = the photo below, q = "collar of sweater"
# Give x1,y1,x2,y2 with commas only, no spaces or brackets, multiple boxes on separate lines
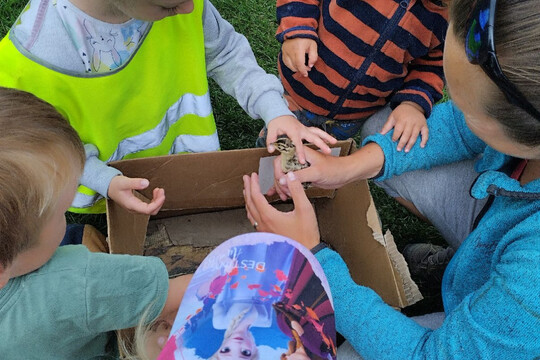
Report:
472,147,540,200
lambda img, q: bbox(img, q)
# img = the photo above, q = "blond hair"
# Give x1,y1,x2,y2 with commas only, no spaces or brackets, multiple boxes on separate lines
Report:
121,308,262,360
0,87,85,267
450,0,540,147
117,307,157,360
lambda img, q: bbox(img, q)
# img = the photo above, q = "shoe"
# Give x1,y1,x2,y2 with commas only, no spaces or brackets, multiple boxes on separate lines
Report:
255,127,267,148
402,243,455,293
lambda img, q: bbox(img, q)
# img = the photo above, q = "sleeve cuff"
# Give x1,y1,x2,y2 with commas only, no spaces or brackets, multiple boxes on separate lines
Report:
256,90,295,126
277,27,318,43
390,91,433,118
361,135,393,181
310,242,328,255
80,144,123,198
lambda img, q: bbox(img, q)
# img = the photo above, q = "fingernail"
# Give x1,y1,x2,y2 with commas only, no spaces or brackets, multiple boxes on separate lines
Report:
279,177,287,185
287,172,296,181
141,179,149,186
268,145,274,152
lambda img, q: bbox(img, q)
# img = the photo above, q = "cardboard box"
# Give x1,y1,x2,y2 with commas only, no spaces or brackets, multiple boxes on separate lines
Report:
107,140,421,309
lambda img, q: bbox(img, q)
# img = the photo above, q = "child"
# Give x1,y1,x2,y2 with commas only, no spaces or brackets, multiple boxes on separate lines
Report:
258,0,448,153
0,0,335,215
0,86,192,359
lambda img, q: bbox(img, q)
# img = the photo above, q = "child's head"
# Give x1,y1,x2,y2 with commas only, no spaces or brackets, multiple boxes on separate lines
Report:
0,87,84,285
447,0,540,154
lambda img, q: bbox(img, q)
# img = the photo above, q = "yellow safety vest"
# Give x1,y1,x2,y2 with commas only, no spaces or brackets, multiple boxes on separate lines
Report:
0,0,218,213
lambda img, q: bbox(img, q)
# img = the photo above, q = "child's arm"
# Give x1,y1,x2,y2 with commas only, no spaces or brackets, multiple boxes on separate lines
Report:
276,0,320,45
386,19,447,152
276,0,320,77
203,0,335,163
161,274,194,318
81,144,165,215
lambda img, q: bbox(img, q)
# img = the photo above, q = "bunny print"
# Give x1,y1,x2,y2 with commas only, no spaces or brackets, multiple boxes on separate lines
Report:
83,19,121,72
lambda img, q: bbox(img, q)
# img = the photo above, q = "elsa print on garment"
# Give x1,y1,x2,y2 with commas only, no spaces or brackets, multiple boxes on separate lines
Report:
54,0,150,73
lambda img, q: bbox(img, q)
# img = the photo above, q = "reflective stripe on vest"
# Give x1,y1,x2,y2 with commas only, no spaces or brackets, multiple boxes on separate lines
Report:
109,92,216,162
0,0,216,213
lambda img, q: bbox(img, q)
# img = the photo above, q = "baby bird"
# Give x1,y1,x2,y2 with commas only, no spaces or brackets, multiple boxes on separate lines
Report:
271,137,311,189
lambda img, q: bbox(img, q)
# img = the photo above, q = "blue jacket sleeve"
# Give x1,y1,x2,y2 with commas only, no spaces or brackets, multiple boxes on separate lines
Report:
315,248,431,359
363,101,486,181
315,231,540,360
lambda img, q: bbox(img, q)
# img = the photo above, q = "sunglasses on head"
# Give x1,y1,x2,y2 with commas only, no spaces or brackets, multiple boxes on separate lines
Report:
465,0,540,121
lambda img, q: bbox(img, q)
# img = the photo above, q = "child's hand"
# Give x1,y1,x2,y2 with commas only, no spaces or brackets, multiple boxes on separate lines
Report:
281,38,318,77
380,101,428,152
243,172,320,250
267,115,337,164
108,175,165,215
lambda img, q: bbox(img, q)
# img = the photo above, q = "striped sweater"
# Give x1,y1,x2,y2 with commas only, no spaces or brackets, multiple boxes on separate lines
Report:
276,0,448,120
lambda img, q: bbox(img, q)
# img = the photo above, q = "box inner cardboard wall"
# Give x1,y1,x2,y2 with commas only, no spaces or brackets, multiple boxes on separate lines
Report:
143,204,294,277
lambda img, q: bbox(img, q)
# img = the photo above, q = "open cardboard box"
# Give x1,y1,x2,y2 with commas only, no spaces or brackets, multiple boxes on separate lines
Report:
107,139,421,310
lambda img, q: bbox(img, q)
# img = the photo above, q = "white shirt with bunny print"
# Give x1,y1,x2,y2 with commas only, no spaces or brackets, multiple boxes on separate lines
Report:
8,0,294,200
55,0,150,74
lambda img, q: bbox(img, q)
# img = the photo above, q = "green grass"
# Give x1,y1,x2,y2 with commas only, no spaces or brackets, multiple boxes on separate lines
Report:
0,0,23,35
1,0,445,313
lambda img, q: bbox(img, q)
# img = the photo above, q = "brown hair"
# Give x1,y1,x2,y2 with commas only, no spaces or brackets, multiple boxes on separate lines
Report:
450,0,540,147
0,87,85,267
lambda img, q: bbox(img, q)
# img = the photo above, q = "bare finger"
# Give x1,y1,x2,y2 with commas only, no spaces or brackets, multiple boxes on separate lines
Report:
303,130,334,154
396,127,412,152
286,172,311,213
273,156,290,200
249,173,279,230
420,126,429,148
307,43,318,68
282,54,297,73
147,188,166,215
392,123,405,142
381,116,396,135
290,135,307,164
243,175,261,226
294,52,309,77
404,130,420,153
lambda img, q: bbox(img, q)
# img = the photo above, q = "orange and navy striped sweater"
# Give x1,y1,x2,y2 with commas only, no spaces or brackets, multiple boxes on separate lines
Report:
276,0,448,120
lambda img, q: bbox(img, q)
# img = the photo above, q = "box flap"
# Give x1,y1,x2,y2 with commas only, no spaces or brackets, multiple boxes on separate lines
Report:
315,180,410,308
109,141,352,211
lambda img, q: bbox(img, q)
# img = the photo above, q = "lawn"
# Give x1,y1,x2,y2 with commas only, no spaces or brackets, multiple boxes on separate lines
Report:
0,0,445,313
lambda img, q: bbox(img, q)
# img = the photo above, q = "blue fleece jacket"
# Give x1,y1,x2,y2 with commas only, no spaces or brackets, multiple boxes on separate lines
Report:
315,101,540,359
